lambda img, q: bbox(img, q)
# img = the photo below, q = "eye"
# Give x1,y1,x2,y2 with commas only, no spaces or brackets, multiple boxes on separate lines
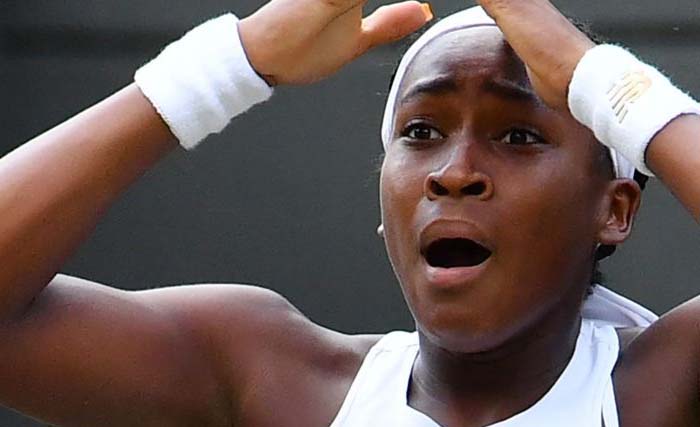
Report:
401,122,443,142
498,128,545,145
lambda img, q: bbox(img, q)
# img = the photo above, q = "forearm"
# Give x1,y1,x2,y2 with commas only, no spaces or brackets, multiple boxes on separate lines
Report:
646,114,700,221
476,0,700,221
0,0,431,320
0,84,176,320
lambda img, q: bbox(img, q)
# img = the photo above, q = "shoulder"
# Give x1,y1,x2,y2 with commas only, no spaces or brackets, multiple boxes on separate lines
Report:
614,297,700,425
36,275,384,426
615,295,700,366
140,283,372,369
140,282,384,423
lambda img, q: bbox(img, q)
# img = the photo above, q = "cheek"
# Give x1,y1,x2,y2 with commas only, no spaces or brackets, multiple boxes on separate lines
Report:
505,142,602,226
380,152,426,225
379,154,427,271
496,168,602,280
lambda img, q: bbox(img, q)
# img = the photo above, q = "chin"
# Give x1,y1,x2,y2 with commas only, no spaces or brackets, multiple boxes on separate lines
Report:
413,305,527,354
412,288,585,357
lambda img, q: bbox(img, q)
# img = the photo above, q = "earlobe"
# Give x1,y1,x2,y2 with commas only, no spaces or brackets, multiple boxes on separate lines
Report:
597,179,642,246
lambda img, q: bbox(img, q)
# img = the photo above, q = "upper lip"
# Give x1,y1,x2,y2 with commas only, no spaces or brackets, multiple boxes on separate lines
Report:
419,219,493,257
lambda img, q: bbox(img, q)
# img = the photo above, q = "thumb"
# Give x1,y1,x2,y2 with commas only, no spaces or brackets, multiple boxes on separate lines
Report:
360,1,433,52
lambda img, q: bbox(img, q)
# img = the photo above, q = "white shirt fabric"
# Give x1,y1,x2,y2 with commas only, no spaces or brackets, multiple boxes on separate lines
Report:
329,286,657,427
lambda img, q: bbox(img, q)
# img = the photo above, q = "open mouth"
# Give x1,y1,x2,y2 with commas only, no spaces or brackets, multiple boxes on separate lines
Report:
423,238,492,268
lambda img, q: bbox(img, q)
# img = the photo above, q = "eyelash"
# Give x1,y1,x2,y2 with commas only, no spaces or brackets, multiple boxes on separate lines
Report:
496,128,547,145
400,122,444,143
399,122,546,147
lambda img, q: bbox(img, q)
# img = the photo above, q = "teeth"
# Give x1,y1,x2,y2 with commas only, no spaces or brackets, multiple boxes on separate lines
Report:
425,238,491,268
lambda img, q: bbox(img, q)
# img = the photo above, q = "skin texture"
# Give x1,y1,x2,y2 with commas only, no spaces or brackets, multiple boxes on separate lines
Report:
0,1,429,425
380,28,639,425
1,0,700,426
239,0,431,85
382,28,623,352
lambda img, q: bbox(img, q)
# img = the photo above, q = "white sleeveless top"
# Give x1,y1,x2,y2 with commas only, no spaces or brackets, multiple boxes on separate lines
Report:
329,286,658,427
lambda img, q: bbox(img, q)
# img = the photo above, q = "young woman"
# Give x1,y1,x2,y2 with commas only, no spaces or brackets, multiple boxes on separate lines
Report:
0,0,699,426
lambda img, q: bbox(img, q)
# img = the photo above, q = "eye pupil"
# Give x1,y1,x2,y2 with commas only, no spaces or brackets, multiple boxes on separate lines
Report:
415,128,431,139
510,130,528,144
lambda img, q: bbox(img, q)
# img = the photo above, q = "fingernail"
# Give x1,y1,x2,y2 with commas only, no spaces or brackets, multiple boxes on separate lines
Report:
421,2,434,21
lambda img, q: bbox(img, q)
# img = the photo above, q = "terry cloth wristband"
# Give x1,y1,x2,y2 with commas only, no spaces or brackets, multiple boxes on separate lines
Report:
135,14,273,149
568,44,700,177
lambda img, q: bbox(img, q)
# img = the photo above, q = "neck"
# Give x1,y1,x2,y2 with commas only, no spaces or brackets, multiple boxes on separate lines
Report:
409,297,583,426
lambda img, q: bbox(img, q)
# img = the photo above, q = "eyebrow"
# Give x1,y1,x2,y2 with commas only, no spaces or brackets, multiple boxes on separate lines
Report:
481,77,538,102
399,75,538,105
399,75,459,105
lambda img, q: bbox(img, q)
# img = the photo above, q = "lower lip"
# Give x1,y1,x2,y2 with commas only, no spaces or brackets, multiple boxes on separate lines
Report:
424,259,489,288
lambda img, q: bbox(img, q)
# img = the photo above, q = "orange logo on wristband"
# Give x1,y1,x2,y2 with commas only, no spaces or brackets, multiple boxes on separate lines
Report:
607,70,653,123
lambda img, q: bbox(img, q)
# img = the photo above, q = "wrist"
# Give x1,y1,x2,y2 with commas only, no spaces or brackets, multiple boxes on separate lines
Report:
568,44,700,177
237,17,278,87
134,14,274,150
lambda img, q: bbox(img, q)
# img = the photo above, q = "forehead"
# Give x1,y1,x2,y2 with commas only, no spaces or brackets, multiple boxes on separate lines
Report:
398,27,529,101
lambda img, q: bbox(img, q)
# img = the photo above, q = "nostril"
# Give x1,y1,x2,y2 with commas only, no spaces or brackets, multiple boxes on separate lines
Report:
462,182,486,196
429,179,449,196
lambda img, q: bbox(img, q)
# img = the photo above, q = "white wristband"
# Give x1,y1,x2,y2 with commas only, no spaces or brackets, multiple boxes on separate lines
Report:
568,44,700,177
135,14,273,150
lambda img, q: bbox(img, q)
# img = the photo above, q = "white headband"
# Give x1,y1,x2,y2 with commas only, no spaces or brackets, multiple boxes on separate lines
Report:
380,6,636,180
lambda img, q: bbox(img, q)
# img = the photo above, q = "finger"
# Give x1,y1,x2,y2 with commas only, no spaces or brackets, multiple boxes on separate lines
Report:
359,1,433,52
480,0,592,63
306,0,367,26
477,0,594,103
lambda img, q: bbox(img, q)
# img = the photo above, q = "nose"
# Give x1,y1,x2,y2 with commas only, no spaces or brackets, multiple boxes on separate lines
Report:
424,144,494,201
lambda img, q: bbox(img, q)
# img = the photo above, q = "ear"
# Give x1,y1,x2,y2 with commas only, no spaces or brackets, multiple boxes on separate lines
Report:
596,179,642,246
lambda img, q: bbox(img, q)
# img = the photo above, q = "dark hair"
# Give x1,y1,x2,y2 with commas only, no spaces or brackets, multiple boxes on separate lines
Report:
386,14,649,287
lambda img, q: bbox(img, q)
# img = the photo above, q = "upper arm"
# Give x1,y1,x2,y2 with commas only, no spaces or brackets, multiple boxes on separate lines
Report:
145,283,375,427
0,274,318,427
615,296,700,425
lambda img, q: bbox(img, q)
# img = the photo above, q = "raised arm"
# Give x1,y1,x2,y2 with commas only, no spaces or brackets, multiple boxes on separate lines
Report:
476,0,700,423
0,86,174,321
0,1,430,425
646,114,700,220
477,0,700,220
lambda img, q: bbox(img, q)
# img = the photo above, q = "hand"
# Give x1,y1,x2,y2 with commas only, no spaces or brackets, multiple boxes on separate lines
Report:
238,0,432,85
478,0,595,110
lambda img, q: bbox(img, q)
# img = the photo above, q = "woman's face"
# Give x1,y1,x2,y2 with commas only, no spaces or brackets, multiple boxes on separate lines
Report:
380,27,616,352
